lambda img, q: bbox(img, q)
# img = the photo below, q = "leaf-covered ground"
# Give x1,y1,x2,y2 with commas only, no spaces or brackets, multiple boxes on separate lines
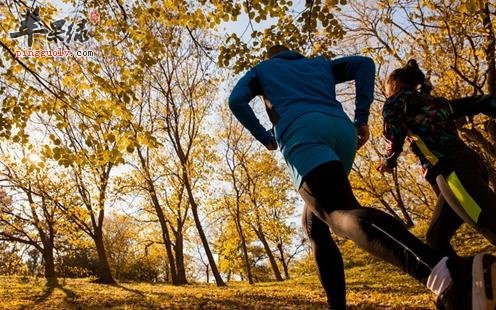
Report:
0,259,435,310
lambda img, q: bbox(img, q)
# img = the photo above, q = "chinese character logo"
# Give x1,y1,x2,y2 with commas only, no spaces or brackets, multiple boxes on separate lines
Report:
47,19,65,43
9,5,92,47
65,19,90,43
9,6,48,47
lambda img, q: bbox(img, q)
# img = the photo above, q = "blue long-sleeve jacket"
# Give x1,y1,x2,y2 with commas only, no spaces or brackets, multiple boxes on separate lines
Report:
228,51,375,146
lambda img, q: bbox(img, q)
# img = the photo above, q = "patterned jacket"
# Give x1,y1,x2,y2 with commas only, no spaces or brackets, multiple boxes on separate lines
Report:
382,89,495,179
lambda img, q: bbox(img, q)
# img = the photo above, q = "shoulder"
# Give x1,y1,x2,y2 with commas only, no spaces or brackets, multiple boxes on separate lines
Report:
385,90,411,107
412,92,448,110
383,90,414,118
252,59,272,71
314,55,330,62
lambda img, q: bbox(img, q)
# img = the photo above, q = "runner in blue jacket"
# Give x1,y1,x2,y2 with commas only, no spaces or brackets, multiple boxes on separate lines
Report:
228,45,496,310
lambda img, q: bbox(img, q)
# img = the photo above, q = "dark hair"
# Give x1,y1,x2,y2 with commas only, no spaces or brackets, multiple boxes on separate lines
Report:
392,59,425,86
267,45,290,59
386,59,432,95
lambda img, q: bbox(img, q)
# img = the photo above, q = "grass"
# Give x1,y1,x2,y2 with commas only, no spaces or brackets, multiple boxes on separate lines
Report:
2,210,490,309
0,257,436,310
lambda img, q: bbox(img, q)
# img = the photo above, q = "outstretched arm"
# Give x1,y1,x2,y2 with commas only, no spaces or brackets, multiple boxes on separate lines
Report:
228,68,274,148
448,95,496,119
330,56,376,127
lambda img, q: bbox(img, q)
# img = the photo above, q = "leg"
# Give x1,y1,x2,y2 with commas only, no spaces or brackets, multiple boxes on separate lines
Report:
426,194,463,258
302,204,345,310
298,161,441,284
279,114,358,309
298,160,496,309
436,165,496,246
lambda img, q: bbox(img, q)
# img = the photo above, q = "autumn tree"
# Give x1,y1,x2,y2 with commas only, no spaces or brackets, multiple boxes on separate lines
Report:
0,147,69,283
0,0,350,285
2,0,218,284
0,1,144,284
217,0,347,73
103,212,166,282
216,104,299,282
239,145,299,281
0,241,28,276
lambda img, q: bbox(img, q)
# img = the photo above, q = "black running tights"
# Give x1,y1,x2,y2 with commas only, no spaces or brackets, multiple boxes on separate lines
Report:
300,161,442,309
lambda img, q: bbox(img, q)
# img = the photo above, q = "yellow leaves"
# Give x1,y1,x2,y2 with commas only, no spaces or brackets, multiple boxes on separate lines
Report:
218,0,346,71
49,134,62,146
115,131,152,156
459,0,485,14
1,96,16,112
136,132,159,148
419,0,436,10
51,147,64,160
41,145,54,159
126,145,135,153
105,133,116,143
56,121,68,130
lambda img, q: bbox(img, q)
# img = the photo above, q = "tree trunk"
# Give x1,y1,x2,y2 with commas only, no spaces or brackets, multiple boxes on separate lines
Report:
164,261,170,283
235,217,254,284
277,243,290,280
174,230,188,285
481,3,495,96
183,171,226,286
151,196,179,285
137,148,179,284
27,191,57,283
38,227,56,282
41,240,58,286
94,228,115,284
42,245,56,280
255,228,283,281
206,264,210,283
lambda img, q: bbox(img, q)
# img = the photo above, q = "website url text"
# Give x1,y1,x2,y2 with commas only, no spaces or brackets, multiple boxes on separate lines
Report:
15,48,95,58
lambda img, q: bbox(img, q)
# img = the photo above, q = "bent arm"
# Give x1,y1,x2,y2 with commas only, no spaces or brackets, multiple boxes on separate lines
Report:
382,100,408,168
228,68,273,146
330,56,376,126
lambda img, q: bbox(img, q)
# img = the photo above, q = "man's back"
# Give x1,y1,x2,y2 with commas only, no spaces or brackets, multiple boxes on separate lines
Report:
228,50,374,145
255,51,338,110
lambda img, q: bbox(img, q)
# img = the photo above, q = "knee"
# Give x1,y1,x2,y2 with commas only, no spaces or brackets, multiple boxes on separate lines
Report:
306,222,332,243
328,210,365,240
302,206,332,242
329,207,403,242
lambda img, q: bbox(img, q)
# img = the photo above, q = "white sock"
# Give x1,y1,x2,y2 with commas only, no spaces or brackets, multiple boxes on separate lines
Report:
427,256,453,296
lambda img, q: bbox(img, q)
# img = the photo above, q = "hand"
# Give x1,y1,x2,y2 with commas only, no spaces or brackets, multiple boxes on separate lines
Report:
265,138,277,151
377,162,394,174
356,125,370,150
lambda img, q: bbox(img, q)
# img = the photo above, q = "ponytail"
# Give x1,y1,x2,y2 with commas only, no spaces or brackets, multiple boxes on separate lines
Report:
402,59,425,86
385,59,431,97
